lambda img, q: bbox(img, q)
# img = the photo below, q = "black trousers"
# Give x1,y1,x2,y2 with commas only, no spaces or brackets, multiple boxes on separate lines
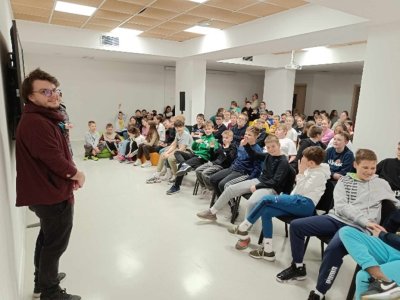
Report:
29,201,73,296
174,156,206,187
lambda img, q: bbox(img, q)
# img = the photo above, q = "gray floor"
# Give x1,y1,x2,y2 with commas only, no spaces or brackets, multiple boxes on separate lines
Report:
22,142,356,300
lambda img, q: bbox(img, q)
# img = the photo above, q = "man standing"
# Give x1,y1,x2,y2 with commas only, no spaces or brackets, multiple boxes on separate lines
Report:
16,68,85,300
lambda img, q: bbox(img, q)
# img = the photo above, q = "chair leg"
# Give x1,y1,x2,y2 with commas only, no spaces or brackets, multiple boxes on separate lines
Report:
258,230,263,245
285,223,289,238
193,179,199,195
209,192,216,208
346,265,361,300
230,196,241,224
304,236,311,255
320,241,325,260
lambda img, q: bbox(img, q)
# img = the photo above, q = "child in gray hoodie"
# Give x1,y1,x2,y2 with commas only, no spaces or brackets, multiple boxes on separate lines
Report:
276,148,400,300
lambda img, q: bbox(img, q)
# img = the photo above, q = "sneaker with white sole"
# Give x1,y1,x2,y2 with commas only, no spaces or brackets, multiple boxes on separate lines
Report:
235,238,251,250
361,278,400,299
227,225,248,237
249,246,276,261
196,209,217,221
133,160,142,166
141,161,152,168
276,263,307,283
168,176,176,183
146,175,161,184
166,185,180,195
176,163,192,176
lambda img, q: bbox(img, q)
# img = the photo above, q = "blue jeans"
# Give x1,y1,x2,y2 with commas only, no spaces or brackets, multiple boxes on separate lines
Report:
247,194,315,238
339,226,400,300
118,139,129,155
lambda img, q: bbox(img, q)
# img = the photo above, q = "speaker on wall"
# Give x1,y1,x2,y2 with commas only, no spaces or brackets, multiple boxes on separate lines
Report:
179,91,185,112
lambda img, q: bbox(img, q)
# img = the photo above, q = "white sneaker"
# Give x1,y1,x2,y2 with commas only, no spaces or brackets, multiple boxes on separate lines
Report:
141,161,152,168
200,190,212,199
160,169,172,181
133,160,142,166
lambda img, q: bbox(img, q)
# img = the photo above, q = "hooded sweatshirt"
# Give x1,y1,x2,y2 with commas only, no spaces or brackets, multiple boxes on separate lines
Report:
16,103,77,206
329,173,400,231
291,163,331,205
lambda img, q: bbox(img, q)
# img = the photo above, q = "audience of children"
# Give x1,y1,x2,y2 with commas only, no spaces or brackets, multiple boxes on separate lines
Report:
82,100,400,300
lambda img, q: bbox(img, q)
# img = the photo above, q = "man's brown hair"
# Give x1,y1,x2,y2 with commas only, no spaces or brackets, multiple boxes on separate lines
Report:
21,68,59,103
302,146,325,165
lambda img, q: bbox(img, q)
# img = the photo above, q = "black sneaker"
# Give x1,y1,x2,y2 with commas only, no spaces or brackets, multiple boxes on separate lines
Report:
276,263,307,283
40,288,80,300
33,273,66,298
166,185,180,195
361,277,400,299
176,163,192,176
308,290,325,300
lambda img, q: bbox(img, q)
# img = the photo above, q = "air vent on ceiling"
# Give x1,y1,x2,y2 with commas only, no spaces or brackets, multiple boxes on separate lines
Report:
242,56,253,62
101,35,119,46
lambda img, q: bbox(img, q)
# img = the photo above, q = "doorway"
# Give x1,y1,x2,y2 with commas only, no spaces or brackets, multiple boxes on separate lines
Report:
293,84,307,114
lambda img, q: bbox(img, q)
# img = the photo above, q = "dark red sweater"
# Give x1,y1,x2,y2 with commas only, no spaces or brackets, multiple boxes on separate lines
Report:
16,103,77,206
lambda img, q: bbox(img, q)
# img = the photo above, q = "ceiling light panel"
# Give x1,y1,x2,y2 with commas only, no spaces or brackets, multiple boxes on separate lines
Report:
54,1,97,16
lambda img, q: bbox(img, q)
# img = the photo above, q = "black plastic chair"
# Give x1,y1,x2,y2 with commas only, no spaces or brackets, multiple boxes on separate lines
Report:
193,179,200,195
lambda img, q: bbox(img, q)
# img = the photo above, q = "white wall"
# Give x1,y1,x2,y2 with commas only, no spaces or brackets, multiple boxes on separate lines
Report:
353,21,400,160
0,0,26,299
25,54,171,141
24,54,264,139
296,72,362,116
204,71,264,118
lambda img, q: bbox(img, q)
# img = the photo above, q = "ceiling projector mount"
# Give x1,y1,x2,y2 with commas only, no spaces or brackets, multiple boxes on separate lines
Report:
285,50,302,70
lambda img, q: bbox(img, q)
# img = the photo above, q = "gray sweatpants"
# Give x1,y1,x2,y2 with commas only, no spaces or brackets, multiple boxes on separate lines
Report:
195,162,223,190
212,178,276,218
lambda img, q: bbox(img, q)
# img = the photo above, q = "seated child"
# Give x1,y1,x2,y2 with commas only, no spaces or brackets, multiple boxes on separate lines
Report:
99,123,121,159
134,121,160,168
207,126,262,198
195,130,237,199
146,120,192,183
325,132,354,181
117,126,144,163
276,149,400,300
84,121,103,161
230,146,330,259
273,124,297,162
197,135,292,251
166,121,219,195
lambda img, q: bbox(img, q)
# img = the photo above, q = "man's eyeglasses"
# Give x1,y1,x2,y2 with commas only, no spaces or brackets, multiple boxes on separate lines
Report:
33,88,62,97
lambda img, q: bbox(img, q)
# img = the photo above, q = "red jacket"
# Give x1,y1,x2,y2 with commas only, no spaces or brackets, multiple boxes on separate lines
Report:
16,103,77,206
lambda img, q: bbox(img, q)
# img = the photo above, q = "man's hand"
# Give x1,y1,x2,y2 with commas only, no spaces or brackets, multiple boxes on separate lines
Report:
71,171,85,188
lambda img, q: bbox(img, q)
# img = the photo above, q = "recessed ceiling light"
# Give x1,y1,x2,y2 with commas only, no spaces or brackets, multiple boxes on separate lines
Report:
184,25,221,35
190,0,208,3
111,27,143,36
55,1,97,16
